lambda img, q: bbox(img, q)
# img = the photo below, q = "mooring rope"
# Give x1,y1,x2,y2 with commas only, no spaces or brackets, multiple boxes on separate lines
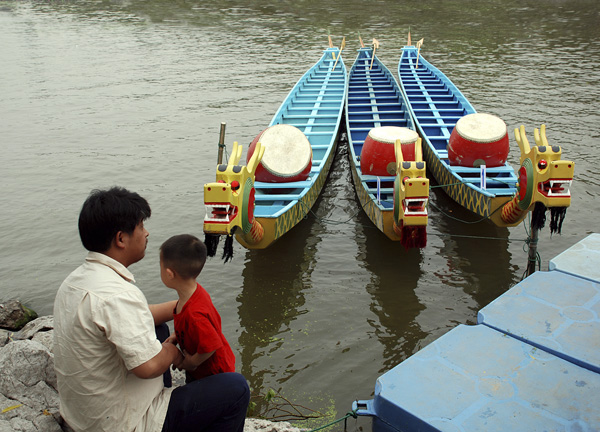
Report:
294,193,529,243
304,409,359,432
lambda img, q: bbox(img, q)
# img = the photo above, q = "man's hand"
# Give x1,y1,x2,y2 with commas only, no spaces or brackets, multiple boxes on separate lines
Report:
132,338,183,379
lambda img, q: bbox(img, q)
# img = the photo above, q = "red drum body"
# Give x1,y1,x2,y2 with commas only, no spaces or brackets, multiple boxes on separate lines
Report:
247,124,312,183
360,126,419,176
448,113,509,167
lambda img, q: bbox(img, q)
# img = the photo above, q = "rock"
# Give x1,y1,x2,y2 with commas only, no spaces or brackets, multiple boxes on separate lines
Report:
0,300,38,331
0,339,61,431
32,331,55,353
12,316,53,341
0,329,9,348
244,418,306,432
10,316,54,352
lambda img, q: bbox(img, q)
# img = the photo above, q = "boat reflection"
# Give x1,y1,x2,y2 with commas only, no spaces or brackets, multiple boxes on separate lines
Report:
355,209,427,372
236,214,320,395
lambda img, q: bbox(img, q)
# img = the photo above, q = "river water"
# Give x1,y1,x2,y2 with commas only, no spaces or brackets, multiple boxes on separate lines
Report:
1,0,599,429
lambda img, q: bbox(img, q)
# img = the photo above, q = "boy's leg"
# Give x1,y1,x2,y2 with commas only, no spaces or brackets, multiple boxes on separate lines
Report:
161,372,249,432
154,323,172,388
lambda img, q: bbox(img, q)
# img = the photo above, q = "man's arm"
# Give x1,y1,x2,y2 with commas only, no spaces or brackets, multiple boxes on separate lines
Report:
131,339,183,379
148,300,177,325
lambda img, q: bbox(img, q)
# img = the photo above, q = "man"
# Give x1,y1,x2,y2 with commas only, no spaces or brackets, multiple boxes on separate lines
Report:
54,187,249,432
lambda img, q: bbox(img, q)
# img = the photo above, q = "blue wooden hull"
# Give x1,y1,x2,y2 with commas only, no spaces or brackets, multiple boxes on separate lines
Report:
236,47,348,249
398,46,519,221
345,48,415,240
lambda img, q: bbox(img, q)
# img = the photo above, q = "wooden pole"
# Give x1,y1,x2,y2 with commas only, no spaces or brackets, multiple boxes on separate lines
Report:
217,122,226,164
370,38,380,70
332,36,346,70
526,222,539,277
415,38,424,69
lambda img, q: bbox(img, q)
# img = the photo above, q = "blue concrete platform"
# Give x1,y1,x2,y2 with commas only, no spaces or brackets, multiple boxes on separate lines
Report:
353,234,600,431
478,271,600,373
549,233,600,283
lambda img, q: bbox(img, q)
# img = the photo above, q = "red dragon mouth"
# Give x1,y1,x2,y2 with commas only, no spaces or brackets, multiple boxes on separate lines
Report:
204,203,238,224
403,197,428,217
538,179,572,198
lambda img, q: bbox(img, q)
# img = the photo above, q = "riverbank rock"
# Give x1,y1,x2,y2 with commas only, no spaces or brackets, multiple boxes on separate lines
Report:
0,338,62,431
244,418,306,432
0,316,306,432
0,300,38,331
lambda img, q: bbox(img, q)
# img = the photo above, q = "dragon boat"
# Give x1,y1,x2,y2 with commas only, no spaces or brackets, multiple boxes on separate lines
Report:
203,44,348,257
398,44,574,229
346,41,428,248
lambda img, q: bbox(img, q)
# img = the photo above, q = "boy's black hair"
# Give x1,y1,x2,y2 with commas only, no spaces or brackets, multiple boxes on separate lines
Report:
160,234,207,279
78,187,151,253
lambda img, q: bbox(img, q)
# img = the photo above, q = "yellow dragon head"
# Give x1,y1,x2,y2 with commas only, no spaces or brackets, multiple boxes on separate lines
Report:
514,124,573,211
393,138,429,248
204,141,265,236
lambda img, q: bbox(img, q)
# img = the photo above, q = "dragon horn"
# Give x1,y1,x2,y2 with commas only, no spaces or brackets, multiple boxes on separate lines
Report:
395,139,405,170
415,137,423,162
227,141,243,166
247,142,265,176
514,125,531,155
534,124,549,147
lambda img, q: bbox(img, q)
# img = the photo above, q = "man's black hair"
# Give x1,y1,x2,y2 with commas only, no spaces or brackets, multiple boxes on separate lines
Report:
78,187,151,253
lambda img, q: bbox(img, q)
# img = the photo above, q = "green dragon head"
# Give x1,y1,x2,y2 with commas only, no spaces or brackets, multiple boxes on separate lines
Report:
204,141,265,236
514,124,573,211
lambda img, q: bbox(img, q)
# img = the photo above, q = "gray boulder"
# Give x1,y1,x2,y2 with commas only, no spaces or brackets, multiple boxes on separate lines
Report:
0,319,62,431
0,300,38,331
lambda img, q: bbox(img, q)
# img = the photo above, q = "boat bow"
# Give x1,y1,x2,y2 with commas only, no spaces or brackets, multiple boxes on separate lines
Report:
204,142,266,259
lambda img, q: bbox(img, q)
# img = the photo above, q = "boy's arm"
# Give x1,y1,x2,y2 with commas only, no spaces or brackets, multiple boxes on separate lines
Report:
149,300,177,325
176,350,216,372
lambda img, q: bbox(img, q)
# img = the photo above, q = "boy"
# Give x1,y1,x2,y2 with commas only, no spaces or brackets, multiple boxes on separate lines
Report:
160,234,236,380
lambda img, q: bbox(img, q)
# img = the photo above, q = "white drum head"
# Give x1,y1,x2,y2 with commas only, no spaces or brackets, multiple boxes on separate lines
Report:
368,126,418,144
259,124,312,177
455,113,507,143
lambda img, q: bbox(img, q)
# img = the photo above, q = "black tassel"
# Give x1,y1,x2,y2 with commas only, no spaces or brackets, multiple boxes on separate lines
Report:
531,202,547,231
222,226,237,263
204,234,220,257
550,207,567,235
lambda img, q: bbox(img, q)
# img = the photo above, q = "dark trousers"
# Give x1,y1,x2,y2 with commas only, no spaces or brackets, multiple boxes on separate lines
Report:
155,323,173,388
155,324,250,432
162,372,250,432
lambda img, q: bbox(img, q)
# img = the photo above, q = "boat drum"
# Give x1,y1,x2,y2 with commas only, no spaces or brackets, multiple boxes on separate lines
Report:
448,113,509,167
247,124,312,183
360,126,419,175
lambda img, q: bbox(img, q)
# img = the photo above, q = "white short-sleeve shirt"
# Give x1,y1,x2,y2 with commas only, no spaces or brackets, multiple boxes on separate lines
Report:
53,252,174,432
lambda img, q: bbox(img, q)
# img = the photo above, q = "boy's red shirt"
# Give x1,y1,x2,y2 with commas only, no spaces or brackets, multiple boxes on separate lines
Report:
173,283,235,380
